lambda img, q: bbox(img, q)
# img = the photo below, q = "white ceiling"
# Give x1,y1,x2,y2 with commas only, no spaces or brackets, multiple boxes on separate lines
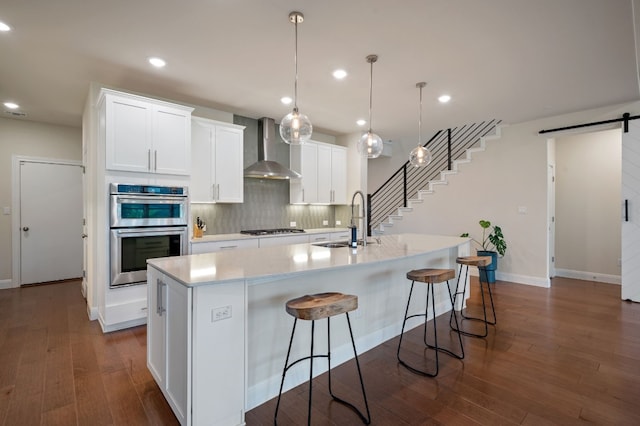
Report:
1,0,639,146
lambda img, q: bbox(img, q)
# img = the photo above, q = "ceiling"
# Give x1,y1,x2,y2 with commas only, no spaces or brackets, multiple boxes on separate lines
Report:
1,0,639,147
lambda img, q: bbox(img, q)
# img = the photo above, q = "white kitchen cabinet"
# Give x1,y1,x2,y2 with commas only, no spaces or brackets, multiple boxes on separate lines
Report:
289,143,318,203
290,141,347,205
308,230,351,243
100,89,193,175
191,117,245,203
258,234,310,247
148,267,191,425
190,238,259,254
148,265,245,425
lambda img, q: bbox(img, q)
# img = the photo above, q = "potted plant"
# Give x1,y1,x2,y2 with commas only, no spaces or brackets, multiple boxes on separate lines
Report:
461,220,507,283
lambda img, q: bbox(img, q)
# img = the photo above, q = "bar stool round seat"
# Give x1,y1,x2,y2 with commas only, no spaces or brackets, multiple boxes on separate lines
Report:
449,255,497,338
275,292,371,425
397,268,464,377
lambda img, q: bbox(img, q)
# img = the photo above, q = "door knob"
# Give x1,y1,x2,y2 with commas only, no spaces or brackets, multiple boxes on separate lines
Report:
22,227,29,232
82,233,88,238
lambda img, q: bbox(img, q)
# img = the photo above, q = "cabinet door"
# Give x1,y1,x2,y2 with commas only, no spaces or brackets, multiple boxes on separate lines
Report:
191,121,215,202
154,105,191,175
213,126,244,203
317,144,333,204
331,147,348,204
147,267,166,389
165,278,191,425
290,142,318,203
105,95,153,173
190,238,259,254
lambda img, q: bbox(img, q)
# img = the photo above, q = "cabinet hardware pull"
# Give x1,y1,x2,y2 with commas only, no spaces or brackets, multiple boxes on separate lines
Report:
156,278,163,315
154,150,158,172
220,245,238,250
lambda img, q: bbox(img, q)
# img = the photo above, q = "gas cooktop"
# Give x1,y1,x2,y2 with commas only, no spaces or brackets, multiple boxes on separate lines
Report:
240,228,306,236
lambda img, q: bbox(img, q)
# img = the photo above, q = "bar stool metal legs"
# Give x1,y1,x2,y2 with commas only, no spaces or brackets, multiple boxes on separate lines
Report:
397,268,464,377
450,256,497,338
274,293,371,425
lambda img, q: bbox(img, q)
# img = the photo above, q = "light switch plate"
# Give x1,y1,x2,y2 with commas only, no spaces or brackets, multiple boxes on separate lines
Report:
2,207,10,215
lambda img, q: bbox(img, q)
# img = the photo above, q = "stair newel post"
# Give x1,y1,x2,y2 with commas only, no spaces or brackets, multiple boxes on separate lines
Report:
447,128,452,171
403,165,408,208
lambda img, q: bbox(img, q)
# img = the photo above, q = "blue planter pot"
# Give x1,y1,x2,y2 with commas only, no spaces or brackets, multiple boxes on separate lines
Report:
477,250,498,283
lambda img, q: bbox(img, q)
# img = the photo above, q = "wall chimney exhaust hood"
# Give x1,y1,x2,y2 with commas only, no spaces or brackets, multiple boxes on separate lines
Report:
244,117,302,179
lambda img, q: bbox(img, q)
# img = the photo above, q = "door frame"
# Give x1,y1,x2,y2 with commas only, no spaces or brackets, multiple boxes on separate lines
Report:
11,155,83,288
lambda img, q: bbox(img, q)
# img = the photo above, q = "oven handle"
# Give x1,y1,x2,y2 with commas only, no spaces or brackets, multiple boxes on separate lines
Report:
115,195,187,204
113,227,187,235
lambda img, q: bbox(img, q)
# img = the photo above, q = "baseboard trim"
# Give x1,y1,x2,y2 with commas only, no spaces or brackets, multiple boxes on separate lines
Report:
555,269,621,285
0,279,14,290
468,269,551,288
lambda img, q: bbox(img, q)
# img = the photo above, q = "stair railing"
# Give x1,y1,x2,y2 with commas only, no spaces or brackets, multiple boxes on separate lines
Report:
368,119,502,233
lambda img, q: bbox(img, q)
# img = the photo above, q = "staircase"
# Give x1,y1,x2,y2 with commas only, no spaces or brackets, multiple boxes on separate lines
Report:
369,120,503,234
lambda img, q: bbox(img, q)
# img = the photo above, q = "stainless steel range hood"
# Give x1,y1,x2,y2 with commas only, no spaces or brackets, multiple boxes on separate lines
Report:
244,117,302,180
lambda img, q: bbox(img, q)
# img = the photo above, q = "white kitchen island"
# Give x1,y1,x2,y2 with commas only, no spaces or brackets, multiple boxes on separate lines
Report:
147,233,470,426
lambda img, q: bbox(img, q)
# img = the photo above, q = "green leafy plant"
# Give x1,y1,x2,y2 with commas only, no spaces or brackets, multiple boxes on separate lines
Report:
461,219,507,256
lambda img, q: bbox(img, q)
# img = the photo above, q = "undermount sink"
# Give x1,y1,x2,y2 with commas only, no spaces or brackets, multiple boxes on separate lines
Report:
312,239,379,248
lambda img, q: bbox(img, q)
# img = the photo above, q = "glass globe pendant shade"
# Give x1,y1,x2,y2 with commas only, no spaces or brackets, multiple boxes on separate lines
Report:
280,109,312,145
409,145,432,167
358,130,384,158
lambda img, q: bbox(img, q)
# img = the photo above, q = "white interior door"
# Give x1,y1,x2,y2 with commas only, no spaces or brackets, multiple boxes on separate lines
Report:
20,161,83,285
622,120,640,301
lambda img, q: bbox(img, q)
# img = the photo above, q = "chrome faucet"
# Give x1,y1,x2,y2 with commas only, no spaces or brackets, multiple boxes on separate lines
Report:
350,190,367,247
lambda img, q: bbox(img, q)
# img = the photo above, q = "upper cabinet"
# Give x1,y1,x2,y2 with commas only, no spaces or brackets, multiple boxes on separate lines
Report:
191,117,245,203
100,89,193,175
290,141,347,205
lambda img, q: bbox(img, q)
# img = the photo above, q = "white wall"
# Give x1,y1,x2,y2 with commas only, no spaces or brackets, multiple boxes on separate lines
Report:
555,129,622,282
375,101,640,286
0,117,82,283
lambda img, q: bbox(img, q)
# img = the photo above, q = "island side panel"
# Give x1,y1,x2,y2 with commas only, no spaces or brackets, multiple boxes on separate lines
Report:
245,246,459,410
192,280,246,426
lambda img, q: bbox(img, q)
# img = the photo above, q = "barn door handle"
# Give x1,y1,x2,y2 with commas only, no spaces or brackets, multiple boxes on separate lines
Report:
625,199,629,222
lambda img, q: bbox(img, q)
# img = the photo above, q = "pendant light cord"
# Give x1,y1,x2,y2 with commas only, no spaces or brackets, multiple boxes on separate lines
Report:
418,84,423,146
293,18,299,112
365,55,378,133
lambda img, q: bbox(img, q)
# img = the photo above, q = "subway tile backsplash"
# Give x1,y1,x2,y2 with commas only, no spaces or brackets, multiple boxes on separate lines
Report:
191,178,351,234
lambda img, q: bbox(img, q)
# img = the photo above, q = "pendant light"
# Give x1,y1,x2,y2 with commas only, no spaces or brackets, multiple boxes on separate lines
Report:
409,82,433,167
357,54,384,158
280,11,312,145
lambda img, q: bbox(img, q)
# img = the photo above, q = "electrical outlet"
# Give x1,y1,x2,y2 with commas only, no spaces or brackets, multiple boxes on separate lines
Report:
336,220,342,225
2,207,10,215
322,220,329,226
212,305,232,322
290,221,296,227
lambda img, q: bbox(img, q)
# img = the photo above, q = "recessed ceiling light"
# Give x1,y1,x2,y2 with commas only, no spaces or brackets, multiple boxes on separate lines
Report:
333,69,347,79
281,96,292,105
148,57,166,68
4,102,19,109
0,22,11,32
356,119,366,126
438,94,451,103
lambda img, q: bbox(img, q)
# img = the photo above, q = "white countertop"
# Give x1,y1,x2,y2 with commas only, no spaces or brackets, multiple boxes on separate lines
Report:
189,227,351,244
149,233,469,287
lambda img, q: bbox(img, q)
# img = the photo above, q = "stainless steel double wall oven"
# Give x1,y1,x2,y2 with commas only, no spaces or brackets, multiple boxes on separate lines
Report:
109,183,188,288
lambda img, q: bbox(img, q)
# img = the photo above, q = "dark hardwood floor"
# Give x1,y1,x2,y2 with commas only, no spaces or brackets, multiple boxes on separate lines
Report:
0,277,638,425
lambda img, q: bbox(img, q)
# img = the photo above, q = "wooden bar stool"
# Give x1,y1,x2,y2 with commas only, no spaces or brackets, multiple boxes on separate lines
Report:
397,268,464,377
449,256,497,338
274,292,371,425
